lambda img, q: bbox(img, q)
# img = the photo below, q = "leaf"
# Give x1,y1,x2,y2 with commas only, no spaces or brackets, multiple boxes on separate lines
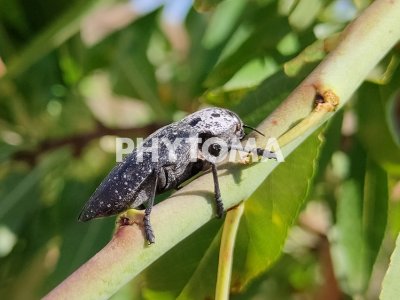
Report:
288,0,323,31
0,150,71,296
42,177,116,293
185,1,246,96
4,0,109,78
105,15,169,120
201,0,247,48
202,86,256,108
386,88,400,147
0,142,18,164
45,217,115,292
230,128,324,291
142,219,222,299
0,150,69,226
204,4,291,89
314,111,344,181
173,129,324,299
381,233,400,300
203,61,317,125
194,0,226,12
331,144,388,295
176,232,221,300
357,82,400,175
363,160,388,269
222,57,278,91
283,38,332,77
235,63,316,125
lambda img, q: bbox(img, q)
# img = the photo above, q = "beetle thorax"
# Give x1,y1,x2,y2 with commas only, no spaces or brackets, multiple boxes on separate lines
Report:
183,108,245,144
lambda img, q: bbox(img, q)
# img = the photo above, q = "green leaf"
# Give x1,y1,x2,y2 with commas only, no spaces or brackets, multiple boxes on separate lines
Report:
45,217,115,292
381,233,400,300
194,0,226,12
202,86,256,108
334,179,365,291
235,63,316,125
0,142,18,163
40,174,116,293
331,147,388,295
4,0,111,79
173,129,324,298
230,128,324,291
203,60,316,125
205,4,291,89
363,160,388,268
288,0,323,31
201,0,246,48
222,57,278,91
142,219,222,300
314,111,344,181
0,150,69,224
101,14,169,120
283,38,329,77
386,88,400,147
357,83,400,175
176,232,221,300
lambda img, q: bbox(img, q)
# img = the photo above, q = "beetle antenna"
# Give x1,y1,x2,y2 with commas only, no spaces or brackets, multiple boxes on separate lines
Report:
243,124,265,137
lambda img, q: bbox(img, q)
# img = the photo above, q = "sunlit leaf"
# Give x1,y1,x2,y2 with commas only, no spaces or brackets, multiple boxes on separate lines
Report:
289,0,322,31
381,233,400,300
201,0,246,48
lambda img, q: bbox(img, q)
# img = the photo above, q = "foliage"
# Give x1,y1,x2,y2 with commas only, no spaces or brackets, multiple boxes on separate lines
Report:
0,0,399,299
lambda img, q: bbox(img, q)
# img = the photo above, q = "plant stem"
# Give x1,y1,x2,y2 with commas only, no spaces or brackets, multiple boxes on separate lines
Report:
277,90,339,147
215,203,245,300
44,1,400,299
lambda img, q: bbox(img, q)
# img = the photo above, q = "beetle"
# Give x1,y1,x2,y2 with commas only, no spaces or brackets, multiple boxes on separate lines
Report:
78,107,276,244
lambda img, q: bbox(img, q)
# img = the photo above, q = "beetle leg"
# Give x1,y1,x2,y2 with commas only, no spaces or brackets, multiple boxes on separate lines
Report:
255,148,276,159
143,170,158,244
143,206,155,244
211,163,224,218
230,145,276,160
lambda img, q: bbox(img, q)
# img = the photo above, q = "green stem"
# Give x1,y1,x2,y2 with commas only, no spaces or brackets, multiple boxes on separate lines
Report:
44,1,400,299
215,203,245,300
277,90,339,147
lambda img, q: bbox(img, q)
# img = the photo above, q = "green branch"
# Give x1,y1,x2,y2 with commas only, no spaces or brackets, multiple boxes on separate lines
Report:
44,1,400,299
215,202,245,300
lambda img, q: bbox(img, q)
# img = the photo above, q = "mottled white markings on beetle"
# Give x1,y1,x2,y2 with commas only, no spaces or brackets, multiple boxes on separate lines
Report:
79,107,280,245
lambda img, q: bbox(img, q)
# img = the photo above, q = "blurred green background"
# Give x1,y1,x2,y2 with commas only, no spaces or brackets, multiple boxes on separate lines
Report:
1,0,400,299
